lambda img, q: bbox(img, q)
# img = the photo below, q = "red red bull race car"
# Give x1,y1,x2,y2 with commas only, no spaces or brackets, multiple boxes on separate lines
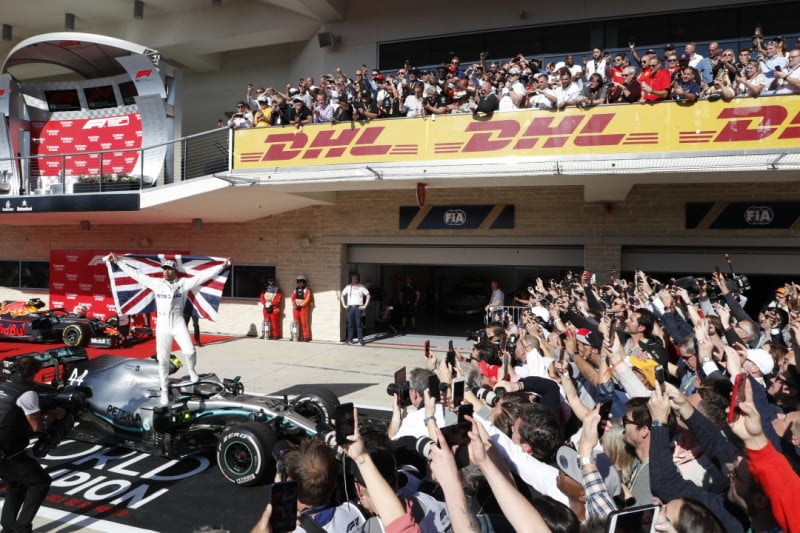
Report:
0,299,140,348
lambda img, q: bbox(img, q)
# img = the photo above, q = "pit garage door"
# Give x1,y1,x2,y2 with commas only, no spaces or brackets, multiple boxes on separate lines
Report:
621,247,800,275
621,246,800,314
347,244,584,267
346,245,584,336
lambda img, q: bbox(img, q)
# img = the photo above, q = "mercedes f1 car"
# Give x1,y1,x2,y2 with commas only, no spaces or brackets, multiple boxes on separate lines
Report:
2,347,339,487
0,299,134,348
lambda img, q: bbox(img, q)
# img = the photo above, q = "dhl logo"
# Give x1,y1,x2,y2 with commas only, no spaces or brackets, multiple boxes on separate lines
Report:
240,127,396,163
236,102,800,166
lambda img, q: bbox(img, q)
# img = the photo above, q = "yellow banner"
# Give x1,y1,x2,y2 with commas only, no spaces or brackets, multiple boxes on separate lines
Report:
233,96,800,169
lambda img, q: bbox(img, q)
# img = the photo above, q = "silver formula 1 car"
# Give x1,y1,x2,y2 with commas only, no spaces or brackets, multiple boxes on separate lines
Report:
2,347,339,486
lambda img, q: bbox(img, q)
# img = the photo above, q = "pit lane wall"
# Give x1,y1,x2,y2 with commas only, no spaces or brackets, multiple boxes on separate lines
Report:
233,96,800,170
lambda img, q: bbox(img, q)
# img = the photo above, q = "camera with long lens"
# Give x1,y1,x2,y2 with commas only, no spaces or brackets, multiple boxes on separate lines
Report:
416,436,436,459
466,329,487,343
387,381,411,407
473,386,505,407
415,422,471,468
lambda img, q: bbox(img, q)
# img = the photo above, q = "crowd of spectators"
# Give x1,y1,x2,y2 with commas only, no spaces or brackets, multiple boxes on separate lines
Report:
251,266,800,532
230,28,800,128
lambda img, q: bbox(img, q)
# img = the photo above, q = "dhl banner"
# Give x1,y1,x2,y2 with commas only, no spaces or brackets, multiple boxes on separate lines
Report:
234,96,800,169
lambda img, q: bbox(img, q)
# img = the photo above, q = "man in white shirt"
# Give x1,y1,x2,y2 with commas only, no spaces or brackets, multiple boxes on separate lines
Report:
554,55,583,90
400,83,424,118
553,71,581,110
506,68,527,109
388,368,453,440
485,280,505,322
685,42,704,68
528,73,557,109
108,254,230,404
773,48,800,94
340,273,371,346
584,48,608,82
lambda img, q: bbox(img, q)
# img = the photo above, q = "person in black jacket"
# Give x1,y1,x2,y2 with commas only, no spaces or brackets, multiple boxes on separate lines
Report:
0,356,66,533
470,81,499,115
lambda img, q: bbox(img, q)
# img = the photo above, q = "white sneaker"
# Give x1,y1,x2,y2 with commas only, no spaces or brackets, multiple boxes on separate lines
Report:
160,392,169,405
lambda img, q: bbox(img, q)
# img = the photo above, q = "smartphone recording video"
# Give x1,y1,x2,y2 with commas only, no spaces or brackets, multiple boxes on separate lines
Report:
428,374,441,402
334,403,355,445
457,403,473,424
727,372,747,423
452,377,465,407
268,480,298,533
605,504,659,533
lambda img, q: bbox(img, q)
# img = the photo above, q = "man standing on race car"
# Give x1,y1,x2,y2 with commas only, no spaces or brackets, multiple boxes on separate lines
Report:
108,254,230,404
259,278,282,339
0,356,66,533
291,275,313,341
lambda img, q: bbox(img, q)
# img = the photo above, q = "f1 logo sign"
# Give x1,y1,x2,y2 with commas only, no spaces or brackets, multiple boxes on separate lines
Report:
0,90,5,96
135,69,152,79
82,116,131,129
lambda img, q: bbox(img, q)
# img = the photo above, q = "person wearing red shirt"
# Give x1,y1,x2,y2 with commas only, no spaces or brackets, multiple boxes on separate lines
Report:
665,53,681,76
640,57,672,101
730,379,800,533
610,53,626,84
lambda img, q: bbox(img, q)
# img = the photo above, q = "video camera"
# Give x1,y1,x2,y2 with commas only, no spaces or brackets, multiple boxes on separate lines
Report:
466,328,487,343
387,367,411,407
505,333,518,354
32,386,91,457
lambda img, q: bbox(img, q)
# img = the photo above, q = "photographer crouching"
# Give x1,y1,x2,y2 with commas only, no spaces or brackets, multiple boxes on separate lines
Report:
0,356,66,533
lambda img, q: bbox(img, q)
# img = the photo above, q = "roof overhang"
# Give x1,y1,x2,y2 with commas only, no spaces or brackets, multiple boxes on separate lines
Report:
2,32,157,79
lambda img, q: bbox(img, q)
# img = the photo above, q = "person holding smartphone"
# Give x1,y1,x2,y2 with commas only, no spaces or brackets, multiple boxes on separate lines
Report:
227,101,253,129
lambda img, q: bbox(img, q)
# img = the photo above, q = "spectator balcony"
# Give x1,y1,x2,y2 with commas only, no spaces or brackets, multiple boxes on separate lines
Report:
0,95,798,225
228,94,800,201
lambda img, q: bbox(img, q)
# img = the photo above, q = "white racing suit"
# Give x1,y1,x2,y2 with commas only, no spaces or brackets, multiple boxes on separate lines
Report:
113,259,227,400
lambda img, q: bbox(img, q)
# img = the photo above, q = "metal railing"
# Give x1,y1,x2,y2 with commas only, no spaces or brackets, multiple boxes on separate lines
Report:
485,305,528,325
0,127,230,197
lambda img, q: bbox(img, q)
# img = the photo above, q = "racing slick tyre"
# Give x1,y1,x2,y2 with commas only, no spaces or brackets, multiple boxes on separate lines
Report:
62,324,89,347
291,387,339,426
217,422,277,486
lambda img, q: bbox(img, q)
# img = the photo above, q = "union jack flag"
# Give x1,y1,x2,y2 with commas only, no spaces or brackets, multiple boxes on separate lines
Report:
105,253,230,320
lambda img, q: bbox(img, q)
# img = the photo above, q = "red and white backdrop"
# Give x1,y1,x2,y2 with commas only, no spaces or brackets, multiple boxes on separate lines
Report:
30,112,143,178
49,250,119,320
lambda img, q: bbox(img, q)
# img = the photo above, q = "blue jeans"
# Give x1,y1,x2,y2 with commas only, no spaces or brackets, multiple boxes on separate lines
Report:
346,305,363,343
